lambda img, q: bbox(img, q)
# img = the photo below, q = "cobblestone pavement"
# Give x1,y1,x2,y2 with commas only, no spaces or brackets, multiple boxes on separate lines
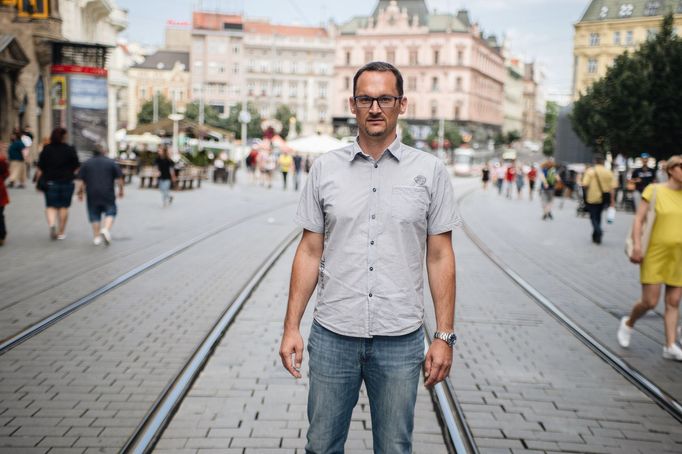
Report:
0,181,298,339
0,181,303,453
155,243,449,454
458,186,682,403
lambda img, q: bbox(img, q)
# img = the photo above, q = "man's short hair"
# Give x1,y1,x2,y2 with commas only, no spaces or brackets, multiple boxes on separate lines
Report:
594,154,605,164
352,61,404,97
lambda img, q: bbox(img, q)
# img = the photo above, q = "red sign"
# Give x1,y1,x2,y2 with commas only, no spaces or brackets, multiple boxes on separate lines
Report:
51,64,108,77
166,19,191,28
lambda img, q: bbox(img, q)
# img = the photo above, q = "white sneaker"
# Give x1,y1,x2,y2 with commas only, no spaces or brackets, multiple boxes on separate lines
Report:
662,343,682,361
56,234,66,240
617,317,633,348
93,235,103,246
100,228,111,245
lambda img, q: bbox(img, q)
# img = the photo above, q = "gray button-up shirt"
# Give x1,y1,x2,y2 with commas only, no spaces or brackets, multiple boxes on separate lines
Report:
295,137,459,338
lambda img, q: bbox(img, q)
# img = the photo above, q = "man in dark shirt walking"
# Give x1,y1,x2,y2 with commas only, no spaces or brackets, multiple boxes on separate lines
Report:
76,146,124,245
631,153,656,209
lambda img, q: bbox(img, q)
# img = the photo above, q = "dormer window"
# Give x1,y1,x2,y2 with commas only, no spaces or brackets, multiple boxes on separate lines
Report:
599,6,609,19
644,1,661,15
619,4,634,17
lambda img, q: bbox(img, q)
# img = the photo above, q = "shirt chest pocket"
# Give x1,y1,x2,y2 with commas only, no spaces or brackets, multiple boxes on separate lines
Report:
391,186,429,223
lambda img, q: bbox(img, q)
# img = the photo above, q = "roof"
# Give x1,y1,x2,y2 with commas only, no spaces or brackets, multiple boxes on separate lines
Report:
129,118,231,138
0,35,30,69
244,21,328,38
372,0,429,26
579,0,682,22
192,11,243,31
132,50,189,71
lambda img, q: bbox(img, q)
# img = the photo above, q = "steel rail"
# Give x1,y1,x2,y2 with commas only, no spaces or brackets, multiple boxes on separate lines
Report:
120,228,301,454
423,327,479,454
0,204,296,355
458,194,682,424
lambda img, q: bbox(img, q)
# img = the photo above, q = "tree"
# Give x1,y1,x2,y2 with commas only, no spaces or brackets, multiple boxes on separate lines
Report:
427,121,462,150
137,94,172,124
398,121,415,147
224,102,263,140
274,105,301,138
184,101,223,129
571,13,681,160
542,101,559,156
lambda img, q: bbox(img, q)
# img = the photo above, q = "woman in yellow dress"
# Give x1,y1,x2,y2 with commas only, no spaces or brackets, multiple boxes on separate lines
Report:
618,155,682,360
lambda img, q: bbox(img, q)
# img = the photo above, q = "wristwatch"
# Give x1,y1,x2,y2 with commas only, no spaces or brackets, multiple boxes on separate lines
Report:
434,331,457,347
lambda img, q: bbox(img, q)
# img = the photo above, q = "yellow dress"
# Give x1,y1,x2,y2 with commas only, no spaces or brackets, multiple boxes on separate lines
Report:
641,184,682,286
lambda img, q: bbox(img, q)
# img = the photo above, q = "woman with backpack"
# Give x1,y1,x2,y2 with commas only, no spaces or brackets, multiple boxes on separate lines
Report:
539,160,559,220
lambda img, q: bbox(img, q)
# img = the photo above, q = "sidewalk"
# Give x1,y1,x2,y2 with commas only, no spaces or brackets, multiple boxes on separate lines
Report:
155,243,449,454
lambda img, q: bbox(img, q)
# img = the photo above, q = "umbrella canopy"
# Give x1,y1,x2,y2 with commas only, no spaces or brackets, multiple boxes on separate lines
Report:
287,134,345,155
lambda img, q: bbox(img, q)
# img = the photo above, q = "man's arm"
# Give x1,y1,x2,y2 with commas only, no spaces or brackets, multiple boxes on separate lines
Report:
279,229,324,378
76,179,85,202
117,177,125,198
424,231,456,388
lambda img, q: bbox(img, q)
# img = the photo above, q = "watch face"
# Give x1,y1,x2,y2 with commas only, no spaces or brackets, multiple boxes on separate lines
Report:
447,333,457,345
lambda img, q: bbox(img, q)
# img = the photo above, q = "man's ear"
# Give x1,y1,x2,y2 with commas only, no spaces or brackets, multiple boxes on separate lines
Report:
399,96,408,115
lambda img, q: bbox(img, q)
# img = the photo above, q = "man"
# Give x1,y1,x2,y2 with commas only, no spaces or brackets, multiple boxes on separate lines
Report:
292,151,303,191
581,155,616,244
7,132,26,188
631,153,656,209
76,146,124,245
279,62,459,453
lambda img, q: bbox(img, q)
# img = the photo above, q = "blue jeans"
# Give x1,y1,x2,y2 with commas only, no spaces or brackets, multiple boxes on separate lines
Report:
306,320,424,454
159,179,172,204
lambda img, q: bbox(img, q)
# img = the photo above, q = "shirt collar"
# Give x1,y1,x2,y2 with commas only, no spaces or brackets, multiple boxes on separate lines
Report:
348,135,403,162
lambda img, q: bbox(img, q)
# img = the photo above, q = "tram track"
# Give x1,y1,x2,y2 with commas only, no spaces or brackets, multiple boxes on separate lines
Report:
457,187,682,425
0,203,296,355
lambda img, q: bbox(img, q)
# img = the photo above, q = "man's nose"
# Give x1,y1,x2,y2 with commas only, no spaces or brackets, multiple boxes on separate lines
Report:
368,100,382,113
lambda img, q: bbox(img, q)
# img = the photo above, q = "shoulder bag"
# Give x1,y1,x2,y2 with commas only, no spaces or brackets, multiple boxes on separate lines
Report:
593,168,611,206
625,184,657,259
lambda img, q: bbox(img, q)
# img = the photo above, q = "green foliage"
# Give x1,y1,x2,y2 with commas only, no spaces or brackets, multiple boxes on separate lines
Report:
543,101,559,156
572,13,681,160
274,105,301,138
225,103,263,140
427,121,462,149
137,94,172,124
399,121,415,147
184,102,223,129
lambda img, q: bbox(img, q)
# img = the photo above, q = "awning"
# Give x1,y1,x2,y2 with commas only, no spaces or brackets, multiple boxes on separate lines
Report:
0,35,30,70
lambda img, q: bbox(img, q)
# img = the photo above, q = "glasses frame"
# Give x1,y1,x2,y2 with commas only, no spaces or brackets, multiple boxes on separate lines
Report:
353,95,403,110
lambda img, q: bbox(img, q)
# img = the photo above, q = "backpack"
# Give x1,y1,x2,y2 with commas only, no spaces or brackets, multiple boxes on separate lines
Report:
545,168,557,186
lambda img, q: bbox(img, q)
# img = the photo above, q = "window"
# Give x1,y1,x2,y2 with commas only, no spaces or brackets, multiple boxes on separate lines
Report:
345,50,351,65
587,58,597,74
247,81,255,96
230,85,240,96
194,61,203,68
259,82,268,96
647,28,658,40
248,59,256,72
454,104,461,120
430,100,438,118
260,105,269,118
289,81,298,98
318,82,328,99
318,108,327,123
386,49,395,63
260,61,269,73
456,77,463,91
344,76,350,90
365,49,373,62
409,50,419,65
457,50,463,65
140,87,147,99
273,61,282,73
619,3,634,17
273,81,282,97
599,6,609,18
613,31,621,45
408,76,417,91
589,32,600,46
431,77,439,91
233,44,240,54
644,0,660,15
626,30,634,45
433,49,440,65
232,63,239,74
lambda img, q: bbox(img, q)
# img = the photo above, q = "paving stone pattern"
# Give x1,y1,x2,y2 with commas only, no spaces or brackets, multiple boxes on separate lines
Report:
0,198,300,452
458,188,682,403
421,189,681,453
156,243,450,454
0,182,299,340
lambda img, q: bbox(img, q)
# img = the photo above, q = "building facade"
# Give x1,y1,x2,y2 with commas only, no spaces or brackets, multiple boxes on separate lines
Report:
502,56,524,136
332,0,505,142
522,62,545,142
573,0,682,99
126,51,190,130
190,12,335,136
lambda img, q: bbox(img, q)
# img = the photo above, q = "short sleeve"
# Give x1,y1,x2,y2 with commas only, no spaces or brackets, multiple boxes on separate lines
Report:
69,147,80,170
113,161,123,179
77,164,86,180
427,161,461,235
294,158,324,233
641,183,654,202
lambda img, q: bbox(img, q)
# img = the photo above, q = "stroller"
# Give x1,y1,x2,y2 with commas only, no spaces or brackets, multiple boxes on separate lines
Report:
576,185,588,217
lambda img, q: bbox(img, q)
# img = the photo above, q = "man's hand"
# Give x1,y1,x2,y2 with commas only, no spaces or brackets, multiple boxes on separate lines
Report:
118,190,124,199
279,328,304,378
424,340,453,388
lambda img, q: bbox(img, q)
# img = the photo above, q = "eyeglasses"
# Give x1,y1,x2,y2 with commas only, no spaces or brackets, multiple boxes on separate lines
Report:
353,96,402,109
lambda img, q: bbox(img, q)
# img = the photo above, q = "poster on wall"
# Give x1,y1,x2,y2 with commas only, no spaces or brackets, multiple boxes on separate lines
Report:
18,0,49,19
50,75,67,110
70,75,108,157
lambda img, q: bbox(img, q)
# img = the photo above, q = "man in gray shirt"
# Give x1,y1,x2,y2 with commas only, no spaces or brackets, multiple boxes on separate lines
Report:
279,61,459,453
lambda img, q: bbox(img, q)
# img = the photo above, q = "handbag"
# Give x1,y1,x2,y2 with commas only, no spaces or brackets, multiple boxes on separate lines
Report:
625,184,657,259
593,168,611,206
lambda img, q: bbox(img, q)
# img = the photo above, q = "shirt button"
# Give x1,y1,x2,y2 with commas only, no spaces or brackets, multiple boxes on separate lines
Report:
369,293,373,297
370,240,375,245
371,214,376,219
374,163,378,168
372,187,377,192
369,267,374,271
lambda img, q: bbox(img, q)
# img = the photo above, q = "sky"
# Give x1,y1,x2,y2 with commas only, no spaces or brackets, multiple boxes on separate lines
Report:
115,0,589,100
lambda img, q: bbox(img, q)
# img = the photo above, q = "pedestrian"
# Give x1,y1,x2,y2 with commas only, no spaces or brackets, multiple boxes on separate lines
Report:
293,151,303,191
246,148,259,183
7,132,27,188
631,153,656,209
539,160,559,220
304,154,312,174
35,127,80,240
76,144,124,245
515,163,525,199
279,61,458,453
278,149,293,190
154,145,175,207
581,155,616,244
618,155,682,360
495,163,505,195
0,142,9,246
504,163,515,199
481,162,490,190
527,164,538,201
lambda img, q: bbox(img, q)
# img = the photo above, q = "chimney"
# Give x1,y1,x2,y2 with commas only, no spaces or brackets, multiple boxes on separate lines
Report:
457,9,471,27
